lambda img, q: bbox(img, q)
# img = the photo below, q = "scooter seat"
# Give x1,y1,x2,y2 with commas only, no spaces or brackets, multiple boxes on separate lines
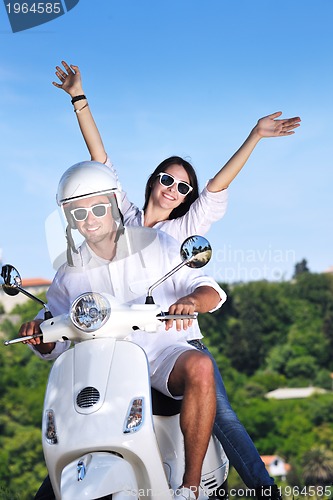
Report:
151,388,182,416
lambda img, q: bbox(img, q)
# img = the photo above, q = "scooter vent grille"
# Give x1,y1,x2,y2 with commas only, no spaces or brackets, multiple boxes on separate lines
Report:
76,386,100,408
201,474,219,492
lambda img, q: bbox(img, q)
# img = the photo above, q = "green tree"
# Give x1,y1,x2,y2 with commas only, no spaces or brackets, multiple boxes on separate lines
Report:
250,370,287,392
302,447,333,486
293,258,310,278
323,301,333,370
0,302,50,497
284,355,318,380
291,272,333,316
11,291,47,323
221,281,292,375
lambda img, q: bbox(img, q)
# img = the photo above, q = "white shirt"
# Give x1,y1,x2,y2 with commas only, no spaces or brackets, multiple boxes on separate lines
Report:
34,227,226,363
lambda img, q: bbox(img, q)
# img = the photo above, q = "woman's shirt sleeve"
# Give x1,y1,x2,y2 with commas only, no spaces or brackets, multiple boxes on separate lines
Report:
104,155,142,225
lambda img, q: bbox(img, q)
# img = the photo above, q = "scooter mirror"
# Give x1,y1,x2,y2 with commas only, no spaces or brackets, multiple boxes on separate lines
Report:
1,264,22,296
180,235,212,268
1,265,52,345
145,235,212,304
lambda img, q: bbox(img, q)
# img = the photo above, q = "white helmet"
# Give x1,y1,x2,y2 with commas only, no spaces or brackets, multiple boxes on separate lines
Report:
56,161,123,266
57,160,121,206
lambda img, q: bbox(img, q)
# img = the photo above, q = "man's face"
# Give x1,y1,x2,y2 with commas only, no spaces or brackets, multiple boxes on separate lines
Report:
69,194,116,247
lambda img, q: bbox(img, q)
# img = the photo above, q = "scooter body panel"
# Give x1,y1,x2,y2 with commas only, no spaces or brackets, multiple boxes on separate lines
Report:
153,415,229,497
43,338,172,499
61,452,139,499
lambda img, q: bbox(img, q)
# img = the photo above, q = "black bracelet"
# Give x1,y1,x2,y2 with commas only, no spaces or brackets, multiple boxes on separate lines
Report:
71,95,86,105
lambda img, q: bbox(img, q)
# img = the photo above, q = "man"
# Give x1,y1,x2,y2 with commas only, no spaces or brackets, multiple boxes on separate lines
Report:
20,161,227,500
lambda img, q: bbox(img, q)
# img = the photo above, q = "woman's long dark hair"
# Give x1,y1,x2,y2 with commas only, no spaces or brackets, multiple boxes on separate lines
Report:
143,156,199,220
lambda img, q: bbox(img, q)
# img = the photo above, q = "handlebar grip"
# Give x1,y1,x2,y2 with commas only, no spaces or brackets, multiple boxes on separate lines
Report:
157,312,197,321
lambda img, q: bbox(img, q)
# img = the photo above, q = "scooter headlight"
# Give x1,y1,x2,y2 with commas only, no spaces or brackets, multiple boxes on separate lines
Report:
70,293,111,332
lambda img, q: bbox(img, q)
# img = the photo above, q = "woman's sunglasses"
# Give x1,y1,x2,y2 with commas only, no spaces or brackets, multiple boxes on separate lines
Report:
70,203,111,222
156,172,193,196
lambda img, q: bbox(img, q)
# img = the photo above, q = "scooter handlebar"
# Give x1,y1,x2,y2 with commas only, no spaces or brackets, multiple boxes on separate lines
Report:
3,309,198,346
157,312,197,321
3,332,43,346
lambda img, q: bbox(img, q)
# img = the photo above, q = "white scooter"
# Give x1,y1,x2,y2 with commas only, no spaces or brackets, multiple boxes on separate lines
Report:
2,234,229,500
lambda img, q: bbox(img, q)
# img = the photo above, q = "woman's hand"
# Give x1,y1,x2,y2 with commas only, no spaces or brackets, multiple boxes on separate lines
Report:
255,111,301,138
52,60,84,98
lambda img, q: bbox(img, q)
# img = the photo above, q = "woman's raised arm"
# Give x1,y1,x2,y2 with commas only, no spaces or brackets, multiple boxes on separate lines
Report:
52,60,107,163
207,111,301,192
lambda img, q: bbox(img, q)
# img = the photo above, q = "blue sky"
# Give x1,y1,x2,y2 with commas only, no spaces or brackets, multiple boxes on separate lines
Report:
0,0,332,283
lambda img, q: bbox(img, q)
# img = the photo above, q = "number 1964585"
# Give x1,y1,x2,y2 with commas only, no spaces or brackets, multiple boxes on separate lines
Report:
6,2,62,14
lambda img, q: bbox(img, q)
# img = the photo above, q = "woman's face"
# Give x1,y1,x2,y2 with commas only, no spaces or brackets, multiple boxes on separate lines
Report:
150,164,191,211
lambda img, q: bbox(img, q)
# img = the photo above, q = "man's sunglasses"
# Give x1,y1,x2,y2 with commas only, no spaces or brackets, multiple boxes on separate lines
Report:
70,203,111,222
156,172,193,196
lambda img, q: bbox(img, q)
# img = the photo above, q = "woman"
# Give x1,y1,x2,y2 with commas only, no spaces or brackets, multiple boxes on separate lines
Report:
53,61,300,242
53,60,300,500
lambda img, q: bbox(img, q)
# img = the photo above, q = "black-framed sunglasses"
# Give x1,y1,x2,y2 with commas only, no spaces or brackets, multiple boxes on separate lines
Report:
70,203,111,222
156,172,193,196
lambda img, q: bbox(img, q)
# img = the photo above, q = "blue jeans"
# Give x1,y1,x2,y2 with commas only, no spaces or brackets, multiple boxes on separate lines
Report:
188,340,274,489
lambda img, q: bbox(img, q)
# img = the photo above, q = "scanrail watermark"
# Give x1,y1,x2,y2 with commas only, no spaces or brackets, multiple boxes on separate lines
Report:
115,485,333,497
210,244,296,282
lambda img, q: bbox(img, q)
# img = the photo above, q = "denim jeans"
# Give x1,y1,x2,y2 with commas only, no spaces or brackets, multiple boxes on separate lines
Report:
188,340,274,489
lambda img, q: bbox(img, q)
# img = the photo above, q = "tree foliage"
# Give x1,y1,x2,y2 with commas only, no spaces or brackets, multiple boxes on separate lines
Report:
0,296,51,498
302,447,333,486
199,272,333,382
293,258,310,278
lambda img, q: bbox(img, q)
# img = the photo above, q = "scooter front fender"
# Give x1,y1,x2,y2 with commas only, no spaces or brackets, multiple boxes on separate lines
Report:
61,451,138,499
